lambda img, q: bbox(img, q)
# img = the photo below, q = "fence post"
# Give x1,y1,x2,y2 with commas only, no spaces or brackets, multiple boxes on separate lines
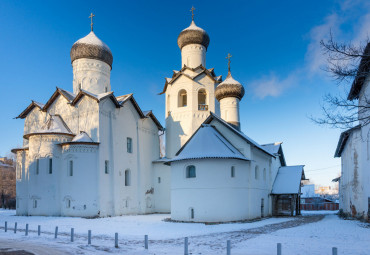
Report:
115,233,118,248
14,222,17,233
38,225,41,236
25,224,28,236
54,226,58,238
227,240,231,255
144,235,148,249
277,243,282,255
88,230,91,245
71,228,74,242
332,247,338,255
184,237,188,255
5,221,7,232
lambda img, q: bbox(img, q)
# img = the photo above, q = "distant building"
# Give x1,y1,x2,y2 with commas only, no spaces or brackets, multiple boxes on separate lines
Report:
0,157,16,208
334,43,370,221
300,197,339,211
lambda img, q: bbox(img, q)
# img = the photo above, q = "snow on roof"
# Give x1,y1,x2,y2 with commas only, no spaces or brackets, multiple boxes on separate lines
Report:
261,142,282,155
220,73,241,86
271,165,305,194
33,101,45,108
71,131,94,143
182,21,205,32
204,113,274,157
74,31,111,51
116,94,132,104
27,115,73,137
142,110,151,116
168,124,250,164
58,87,76,101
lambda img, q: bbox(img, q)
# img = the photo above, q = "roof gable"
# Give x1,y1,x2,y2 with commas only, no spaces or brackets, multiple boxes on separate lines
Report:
159,65,222,95
167,124,250,164
203,113,275,157
24,114,74,139
334,125,361,157
261,142,287,166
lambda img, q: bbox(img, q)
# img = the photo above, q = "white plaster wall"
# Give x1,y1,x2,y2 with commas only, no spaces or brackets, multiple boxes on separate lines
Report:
60,144,99,217
153,162,171,213
171,157,271,222
181,44,206,68
339,129,366,217
220,97,240,127
165,73,219,158
15,150,28,215
72,58,111,94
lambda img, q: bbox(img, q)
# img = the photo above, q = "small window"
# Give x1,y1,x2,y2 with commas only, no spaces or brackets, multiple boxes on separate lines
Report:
66,199,71,208
255,166,259,180
158,177,161,183
127,137,133,153
186,165,196,178
33,200,37,208
190,208,194,219
105,160,109,174
105,87,108,92
198,89,207,105
263,168,266,181
125,169,131,186
49,158,52,174
178,89,187,107
231,166,235,178
69,160,73,176
36,159,39,175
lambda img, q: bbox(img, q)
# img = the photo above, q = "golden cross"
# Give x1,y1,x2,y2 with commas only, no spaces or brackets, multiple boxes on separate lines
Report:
190,6,195,21
226,53,232,73
89,12,95,31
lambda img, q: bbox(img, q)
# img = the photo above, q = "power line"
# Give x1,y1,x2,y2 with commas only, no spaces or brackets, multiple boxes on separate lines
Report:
305,165,341,172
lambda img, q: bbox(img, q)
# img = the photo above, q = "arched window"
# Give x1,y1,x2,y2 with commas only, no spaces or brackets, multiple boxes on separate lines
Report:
125,169,131,186
66,199,71,208
69,160,73,176
263,168,266,181
198,89,207,107
178,89,187,107
186,165,196,178
255,166,259,180
231,166,235,178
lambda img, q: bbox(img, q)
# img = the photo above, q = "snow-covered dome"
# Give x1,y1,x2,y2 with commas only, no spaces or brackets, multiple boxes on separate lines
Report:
177,21,210,50
70,31,113,68
215,72,245,101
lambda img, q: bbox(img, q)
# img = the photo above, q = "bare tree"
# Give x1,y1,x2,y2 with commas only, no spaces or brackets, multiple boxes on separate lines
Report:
312,32,370,129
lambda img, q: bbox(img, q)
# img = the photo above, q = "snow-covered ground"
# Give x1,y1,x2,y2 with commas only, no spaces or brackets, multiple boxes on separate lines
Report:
0,209,369,255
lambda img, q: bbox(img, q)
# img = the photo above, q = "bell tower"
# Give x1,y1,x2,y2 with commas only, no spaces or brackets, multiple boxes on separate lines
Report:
162,8,221,158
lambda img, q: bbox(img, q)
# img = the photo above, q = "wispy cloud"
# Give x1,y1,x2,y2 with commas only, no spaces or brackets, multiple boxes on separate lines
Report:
250,2,370,99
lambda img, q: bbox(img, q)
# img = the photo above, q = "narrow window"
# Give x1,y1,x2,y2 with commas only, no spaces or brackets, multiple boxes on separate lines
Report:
33,200,37,208
49,158,52,174
158,177,161,183
66,199,71,208
190,208,194,219
36,159,39,175
125,169,131,186
255,166,259,180
127,137,133,153
105,87,108,92
231,166,235,178
186,165,196,178
105,160,109,174
198,89,208,110
69,160,73,176
178,89,187,107
263,168,266,181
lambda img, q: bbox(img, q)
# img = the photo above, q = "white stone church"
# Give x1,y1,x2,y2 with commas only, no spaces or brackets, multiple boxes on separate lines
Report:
13,13,305,222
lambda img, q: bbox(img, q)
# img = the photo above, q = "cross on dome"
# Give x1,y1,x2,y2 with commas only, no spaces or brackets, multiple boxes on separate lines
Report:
190,6,195,21
226,53,232,73
89,12,95,31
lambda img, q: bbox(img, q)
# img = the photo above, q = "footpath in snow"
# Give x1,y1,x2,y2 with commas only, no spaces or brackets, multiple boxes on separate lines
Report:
0,210,369,255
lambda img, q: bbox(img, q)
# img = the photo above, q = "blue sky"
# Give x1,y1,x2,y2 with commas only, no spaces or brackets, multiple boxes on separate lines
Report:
0,0,369,186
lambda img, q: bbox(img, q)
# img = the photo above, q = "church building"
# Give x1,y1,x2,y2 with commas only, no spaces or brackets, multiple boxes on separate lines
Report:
13,11,305,222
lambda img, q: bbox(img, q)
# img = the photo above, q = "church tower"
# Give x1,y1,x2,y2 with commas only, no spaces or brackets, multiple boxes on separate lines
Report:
70,13,113,95
162,8,221,158
215,54,245,130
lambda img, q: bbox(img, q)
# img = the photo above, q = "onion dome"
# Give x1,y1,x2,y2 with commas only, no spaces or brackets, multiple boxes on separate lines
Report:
215,72,245,101
177,21,210,50
70,31,113,68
